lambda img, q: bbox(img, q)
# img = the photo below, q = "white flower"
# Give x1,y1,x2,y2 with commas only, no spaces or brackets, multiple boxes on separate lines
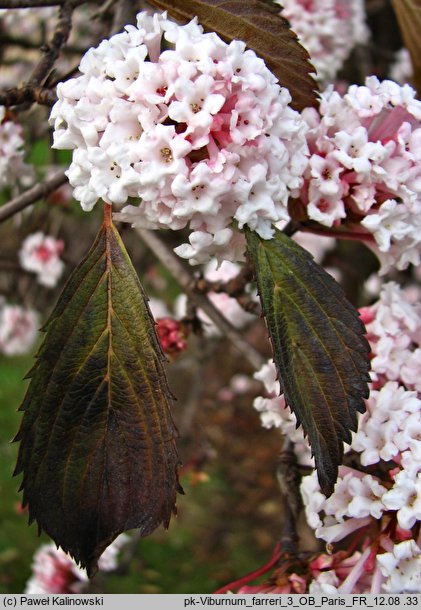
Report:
24,535,129,594
19,232,65,288
309,572,339,594
365,283,421,393
50,11,308,265
351,382,421,466
24,544,88,594
0,106,34,189
0,302,38,356
301,468,387,544
300,472,326,530
377,540,421,593
382,471,421,530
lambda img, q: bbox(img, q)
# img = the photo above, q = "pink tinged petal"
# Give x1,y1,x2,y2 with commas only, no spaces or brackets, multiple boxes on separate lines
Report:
337,546,371,594
368,106,419,144
316,517,372,543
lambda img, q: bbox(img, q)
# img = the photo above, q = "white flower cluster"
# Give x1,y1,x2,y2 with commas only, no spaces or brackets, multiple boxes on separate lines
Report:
377,540,421,593
300,77,421,274
364,282,421,393
305,416,420,549
308,549,374,594
25,535,129,594
299,282,421,593
19,232,65,288
0,299,38,356
0,106,33,190
50,11,308,264
274,0,369,83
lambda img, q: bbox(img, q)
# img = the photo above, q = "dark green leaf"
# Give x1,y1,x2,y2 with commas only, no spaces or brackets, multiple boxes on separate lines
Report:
147,0,318,111
14,206,181,576
246,228,371,496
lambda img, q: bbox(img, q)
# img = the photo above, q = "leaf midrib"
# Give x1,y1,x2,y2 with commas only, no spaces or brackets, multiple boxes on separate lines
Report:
260,241,362,387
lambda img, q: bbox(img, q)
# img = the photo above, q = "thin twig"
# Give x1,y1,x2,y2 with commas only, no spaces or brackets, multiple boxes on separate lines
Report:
214,542,283,594
365,0,386,15
0,35,44,50
135,228,265,371
0,0,76,108
0,170,67,223
28,0,75,87
282,220,301,237
48,63,80,87
294,219,376,245
178,356,206,435
0,261,32,274
0,0,88,7
0,86,57,106
277,439,302,555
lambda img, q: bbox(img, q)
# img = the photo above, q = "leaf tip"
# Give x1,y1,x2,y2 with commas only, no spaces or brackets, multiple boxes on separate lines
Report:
319,477,336,499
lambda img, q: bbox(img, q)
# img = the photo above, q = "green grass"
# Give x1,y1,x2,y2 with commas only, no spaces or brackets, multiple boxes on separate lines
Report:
0,355,50,593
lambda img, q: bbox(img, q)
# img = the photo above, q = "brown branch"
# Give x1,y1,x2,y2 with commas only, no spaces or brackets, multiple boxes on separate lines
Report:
277,439,302,555
178,356,207,435
0,0,77,109
28,0,75,87
90,0,114,20
0,170,67,223
365,0,387,15
135,227,265,371
0,261,33,274
0,85,57,106
0,0,89,7
0,34,44,50
282,220,301,237
48,63,80,87
0,34,88,56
